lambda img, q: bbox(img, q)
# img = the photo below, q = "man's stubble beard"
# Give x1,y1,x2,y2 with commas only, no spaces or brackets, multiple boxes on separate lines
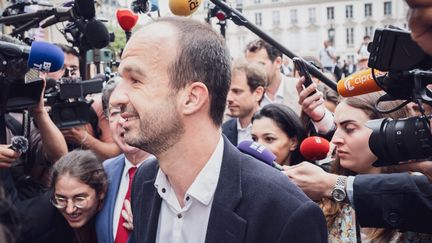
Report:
124,102,185,155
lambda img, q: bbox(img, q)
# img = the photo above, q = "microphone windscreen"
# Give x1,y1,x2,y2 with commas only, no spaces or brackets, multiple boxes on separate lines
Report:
85,19,110,49
131,0,150,14
150,0,159,11
28,41,64,72
237,140,277,166
9,136,29,153
337,68,386,97
116,9,139,32
300,136,330,161
75,0,96,19
169,0,202,16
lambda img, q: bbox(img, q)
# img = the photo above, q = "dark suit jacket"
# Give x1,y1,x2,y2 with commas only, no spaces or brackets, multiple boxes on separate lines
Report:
222,118,238,146
354,173,432,234
131,136,327,243
95,154,126,243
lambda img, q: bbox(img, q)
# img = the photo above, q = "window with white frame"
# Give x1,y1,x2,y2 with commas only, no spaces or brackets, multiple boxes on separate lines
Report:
309,8,316,23
365,26,374,37
255,12,262,26
346,27,354,47
346,5,353,19
327,7,335,20
273,10,280,26
365,3,372,17
290,9,298,24
384,1,392,16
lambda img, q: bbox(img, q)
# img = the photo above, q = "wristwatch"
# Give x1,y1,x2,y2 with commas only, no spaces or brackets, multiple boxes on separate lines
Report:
331,176,347,202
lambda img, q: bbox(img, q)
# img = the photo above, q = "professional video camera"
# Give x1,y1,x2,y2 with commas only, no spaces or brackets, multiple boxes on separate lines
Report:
365,27,432,166
44,76,104,129
0,35,64,112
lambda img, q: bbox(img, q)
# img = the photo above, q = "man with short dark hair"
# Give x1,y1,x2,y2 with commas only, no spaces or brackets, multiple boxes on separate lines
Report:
245,39,301,114
111,17,327,243
223,59,266,146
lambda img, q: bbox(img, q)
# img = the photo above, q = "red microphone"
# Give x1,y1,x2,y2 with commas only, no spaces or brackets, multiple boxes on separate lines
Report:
116,9,139,41
300,136,330,161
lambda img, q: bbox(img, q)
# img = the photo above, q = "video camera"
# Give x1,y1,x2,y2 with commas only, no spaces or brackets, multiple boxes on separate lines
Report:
44,76,104,129
366,27,432,166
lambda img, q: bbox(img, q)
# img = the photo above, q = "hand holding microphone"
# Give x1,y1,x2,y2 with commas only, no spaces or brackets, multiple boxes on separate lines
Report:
0,136,28,168
283,161,338,201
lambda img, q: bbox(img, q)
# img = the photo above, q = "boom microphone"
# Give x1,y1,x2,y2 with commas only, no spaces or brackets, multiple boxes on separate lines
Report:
300,136,330,161
0,39,64,73
131,0,150,14
75,0,96,20
116,9,139,32
237,140,284,171
84,19,110,49
8,136,29,153
337,68,387,97
169,0,202,16
41,0,96,28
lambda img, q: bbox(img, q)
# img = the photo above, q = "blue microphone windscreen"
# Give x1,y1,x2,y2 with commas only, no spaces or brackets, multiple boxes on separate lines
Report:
151,0,159,11
28,41,64,72
237,140,277,166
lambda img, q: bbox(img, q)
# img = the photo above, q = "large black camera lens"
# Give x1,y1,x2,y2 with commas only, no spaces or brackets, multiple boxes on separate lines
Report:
366,116,432,167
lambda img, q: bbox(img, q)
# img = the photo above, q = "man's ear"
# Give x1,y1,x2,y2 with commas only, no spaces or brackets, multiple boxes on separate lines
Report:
254,86,265,103
181,82,209,115
274,56,282,66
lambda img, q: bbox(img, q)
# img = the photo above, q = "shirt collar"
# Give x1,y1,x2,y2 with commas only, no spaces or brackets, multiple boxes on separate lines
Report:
123,154,155,179
154,136,224,206
236,118,252,131
275,74,285,99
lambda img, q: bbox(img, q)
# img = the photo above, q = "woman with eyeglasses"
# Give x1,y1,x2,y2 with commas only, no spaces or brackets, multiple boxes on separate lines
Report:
50,149,107,243
18,150,107,243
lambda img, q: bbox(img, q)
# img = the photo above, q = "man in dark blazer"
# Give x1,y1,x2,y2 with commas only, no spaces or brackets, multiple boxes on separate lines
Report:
223,59,266,146
111,17,327,243
132,136,328,243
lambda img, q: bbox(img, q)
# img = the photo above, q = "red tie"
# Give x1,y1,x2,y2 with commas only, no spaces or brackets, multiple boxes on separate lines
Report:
115,166,137,243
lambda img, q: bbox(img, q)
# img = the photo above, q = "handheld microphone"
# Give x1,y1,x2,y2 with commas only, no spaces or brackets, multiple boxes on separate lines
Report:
169,0,202,16
237,140,284,171
28,41,65,72
337,68,387,97
116,9,139,32
299,136,330,161
8,136,29,153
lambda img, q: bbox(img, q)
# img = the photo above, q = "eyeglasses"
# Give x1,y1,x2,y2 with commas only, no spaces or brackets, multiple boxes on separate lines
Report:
51,195,90,209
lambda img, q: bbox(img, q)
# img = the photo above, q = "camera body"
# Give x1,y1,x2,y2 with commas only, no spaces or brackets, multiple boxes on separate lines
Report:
366,27,432,166
45,76,104,128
